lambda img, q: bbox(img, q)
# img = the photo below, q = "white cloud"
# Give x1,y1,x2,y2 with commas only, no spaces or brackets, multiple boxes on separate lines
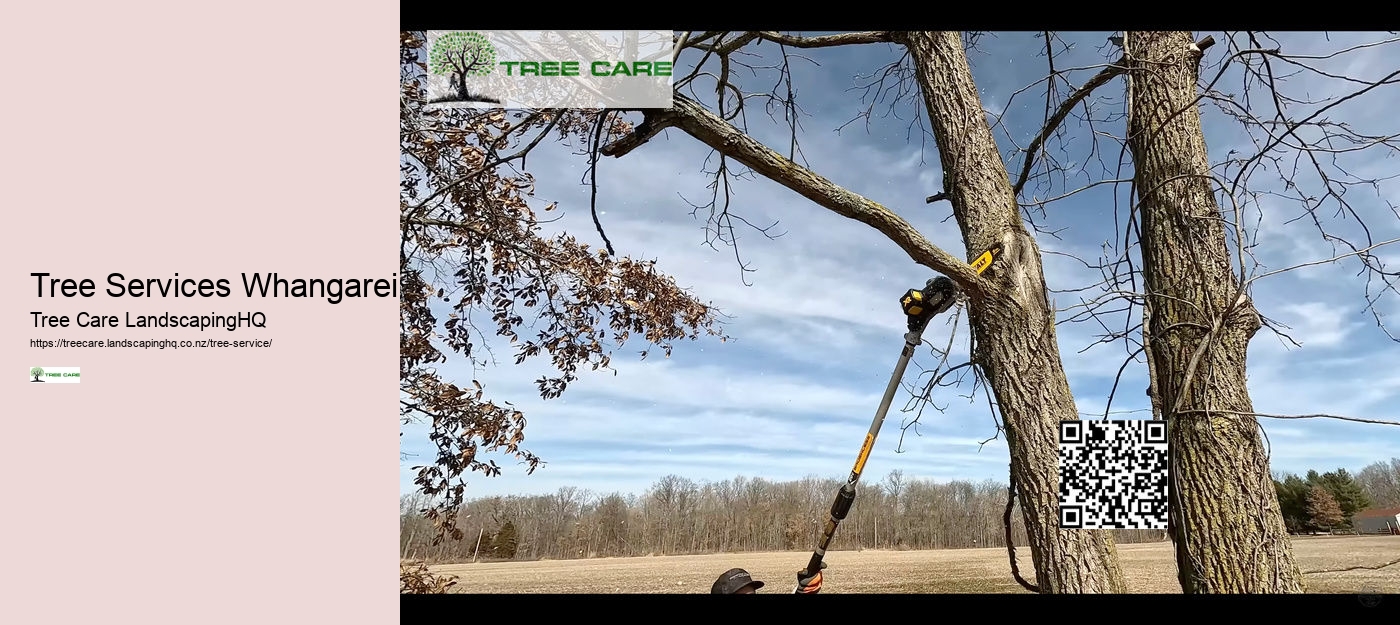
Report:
401,389,1012,498
563,360,886,417
1240,343,1400,472
1271,302,1362,349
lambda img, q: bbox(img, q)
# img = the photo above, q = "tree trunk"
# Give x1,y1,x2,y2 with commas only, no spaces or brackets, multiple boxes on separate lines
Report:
895,31,1126,593
1123,30,1304,593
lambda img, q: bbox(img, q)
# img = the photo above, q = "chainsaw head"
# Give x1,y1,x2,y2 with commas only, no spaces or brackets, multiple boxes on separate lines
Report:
900,276,959,329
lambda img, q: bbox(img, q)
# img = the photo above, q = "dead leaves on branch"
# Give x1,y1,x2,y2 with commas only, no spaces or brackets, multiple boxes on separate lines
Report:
470,236,724,385
400,31,726,544
400,559,458,594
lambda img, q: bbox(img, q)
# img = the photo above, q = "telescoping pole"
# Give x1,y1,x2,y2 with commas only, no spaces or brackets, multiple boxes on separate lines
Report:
793,242,1001,593
794,276,958,592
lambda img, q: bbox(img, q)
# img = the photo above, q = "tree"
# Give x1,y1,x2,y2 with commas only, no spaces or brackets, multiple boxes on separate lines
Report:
601,30,1131,594
1357,458,1400,508
1274,474,1311,533
1305,486,1345,532
1121,31,1301,593
1314,468,1374,527
595,493,629,554
1023,31,1400,591
399,32,725,543
399,472,1164,563
427,31,501,104
783,513,807,550
490,520,519,559
29,367,43,382
1274,467,1383,534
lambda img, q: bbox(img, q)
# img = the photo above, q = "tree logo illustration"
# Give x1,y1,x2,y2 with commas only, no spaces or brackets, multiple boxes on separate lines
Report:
30,367,44,382
428,31,502,105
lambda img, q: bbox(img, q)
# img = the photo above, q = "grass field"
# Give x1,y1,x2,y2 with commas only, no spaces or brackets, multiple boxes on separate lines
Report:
429,535,1399,593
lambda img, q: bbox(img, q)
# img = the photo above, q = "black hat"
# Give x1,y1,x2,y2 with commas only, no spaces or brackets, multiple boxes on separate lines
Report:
712,568,764,594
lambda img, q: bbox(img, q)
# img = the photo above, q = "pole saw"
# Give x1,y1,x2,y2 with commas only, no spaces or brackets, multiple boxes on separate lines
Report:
794,243,1002,593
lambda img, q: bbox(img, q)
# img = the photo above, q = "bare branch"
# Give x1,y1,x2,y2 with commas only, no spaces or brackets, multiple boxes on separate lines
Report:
898,358,975,450
1247,237,1400,284
601,94,993,297
1010,57,1128,199
1303,556,1400,574
596,110,668,158
1004,477,1040,593
1101,347,1147,420
1274,35,1400,60
755,31,895,48
1228,66,1400,196
586,113,616,256
1180,410,1400,427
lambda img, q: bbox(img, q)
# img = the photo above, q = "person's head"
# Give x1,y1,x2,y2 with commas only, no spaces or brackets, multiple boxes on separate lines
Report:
711,568,764,594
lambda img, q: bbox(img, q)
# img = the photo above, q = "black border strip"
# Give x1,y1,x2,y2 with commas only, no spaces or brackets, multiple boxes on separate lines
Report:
403,592,1392,619
398,3,1386,32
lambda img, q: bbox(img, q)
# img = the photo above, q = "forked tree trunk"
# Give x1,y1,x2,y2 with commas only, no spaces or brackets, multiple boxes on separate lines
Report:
1123,30,1304,593
895,31,1127,593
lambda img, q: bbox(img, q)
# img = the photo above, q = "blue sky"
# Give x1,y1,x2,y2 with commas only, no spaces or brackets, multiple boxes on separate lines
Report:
400,32,1400,501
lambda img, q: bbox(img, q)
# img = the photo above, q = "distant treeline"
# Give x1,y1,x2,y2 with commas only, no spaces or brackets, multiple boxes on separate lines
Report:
1275,461,1400,533
400,459,1400,564
399,472,1067,563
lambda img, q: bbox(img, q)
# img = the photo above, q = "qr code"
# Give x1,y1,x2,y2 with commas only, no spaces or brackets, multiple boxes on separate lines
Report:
1058,419,1169,530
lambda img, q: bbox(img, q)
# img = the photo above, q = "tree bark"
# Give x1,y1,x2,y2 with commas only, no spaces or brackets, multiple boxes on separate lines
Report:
894,31,1126,594
1123,30,1305,593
